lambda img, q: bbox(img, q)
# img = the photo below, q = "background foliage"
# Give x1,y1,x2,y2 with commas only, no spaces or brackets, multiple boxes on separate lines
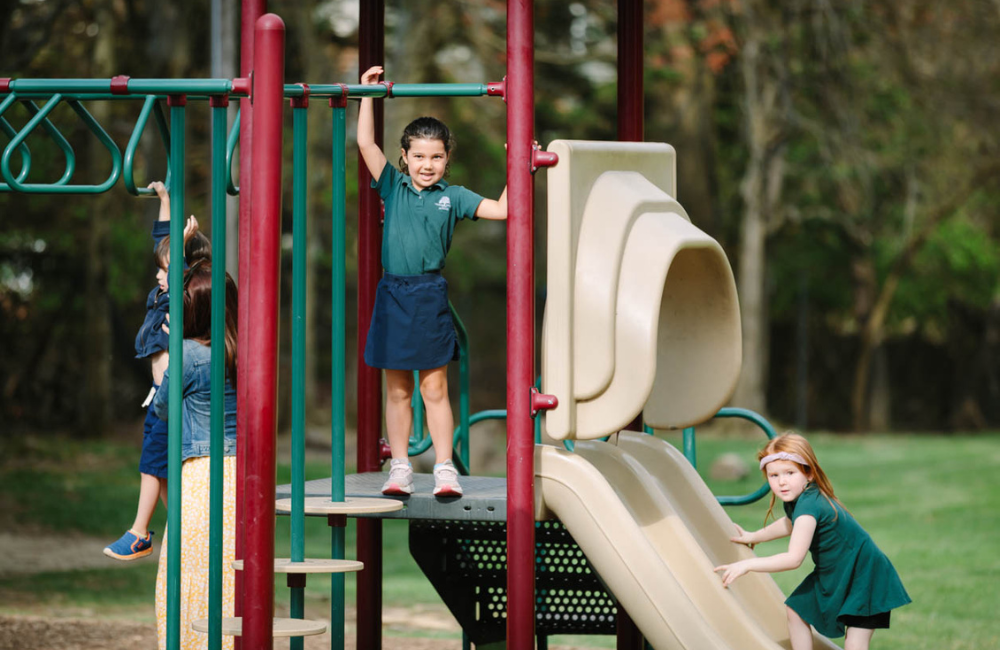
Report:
1,0,998,437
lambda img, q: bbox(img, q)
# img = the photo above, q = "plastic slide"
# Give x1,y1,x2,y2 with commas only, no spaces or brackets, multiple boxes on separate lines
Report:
534,432,840,650
542,140,742,440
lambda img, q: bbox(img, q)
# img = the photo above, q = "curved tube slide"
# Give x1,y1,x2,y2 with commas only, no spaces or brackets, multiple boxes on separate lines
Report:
534,432,839,650
543,140,741,440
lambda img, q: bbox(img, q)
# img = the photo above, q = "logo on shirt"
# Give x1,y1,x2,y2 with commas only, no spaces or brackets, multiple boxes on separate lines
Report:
435,196,451,211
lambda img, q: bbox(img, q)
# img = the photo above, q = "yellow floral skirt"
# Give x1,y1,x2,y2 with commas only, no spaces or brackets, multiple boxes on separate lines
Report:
156,455,236,650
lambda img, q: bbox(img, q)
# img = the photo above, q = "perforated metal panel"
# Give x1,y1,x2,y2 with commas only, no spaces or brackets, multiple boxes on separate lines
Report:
410,519,617,645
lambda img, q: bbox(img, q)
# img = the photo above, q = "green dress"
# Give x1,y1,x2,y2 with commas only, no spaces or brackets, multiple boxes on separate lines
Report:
783,484,911,638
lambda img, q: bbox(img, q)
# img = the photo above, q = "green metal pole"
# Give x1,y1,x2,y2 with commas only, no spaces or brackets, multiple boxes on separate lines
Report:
412,372,425,448
330,94,348,650
451,305,471,470
165,94,186,650
207,95,228,650
683,427,697,468
289,95,309,650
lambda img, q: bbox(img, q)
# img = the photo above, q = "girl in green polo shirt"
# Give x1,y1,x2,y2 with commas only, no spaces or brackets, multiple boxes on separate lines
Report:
357,65,508,497
714,433,910,649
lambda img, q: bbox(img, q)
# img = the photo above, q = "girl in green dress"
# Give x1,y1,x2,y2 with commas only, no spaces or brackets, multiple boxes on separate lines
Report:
714,433,910,650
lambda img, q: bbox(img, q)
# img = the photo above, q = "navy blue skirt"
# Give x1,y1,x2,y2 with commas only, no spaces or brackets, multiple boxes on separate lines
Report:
364,272,458,370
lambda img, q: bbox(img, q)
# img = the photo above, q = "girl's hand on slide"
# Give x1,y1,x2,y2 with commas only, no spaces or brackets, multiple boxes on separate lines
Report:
361,66,383,85
730,524,755,546
713,561,749,588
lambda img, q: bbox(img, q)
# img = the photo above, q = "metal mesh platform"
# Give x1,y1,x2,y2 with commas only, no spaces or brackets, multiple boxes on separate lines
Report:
275,472,508,521
410,519,618,645
277,472,620,643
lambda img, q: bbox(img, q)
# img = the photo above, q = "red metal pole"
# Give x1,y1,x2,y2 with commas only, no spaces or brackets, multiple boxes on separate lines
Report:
507,1,536,647
243,13,284,650
617,2,645,647
617,0,644,142
356,2,385,649
235,2,265,641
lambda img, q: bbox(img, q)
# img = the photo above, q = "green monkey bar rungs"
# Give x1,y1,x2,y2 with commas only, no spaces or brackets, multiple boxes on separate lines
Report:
1,96,77,191
1,94,121,193
123,95,172,196
0,95,36,189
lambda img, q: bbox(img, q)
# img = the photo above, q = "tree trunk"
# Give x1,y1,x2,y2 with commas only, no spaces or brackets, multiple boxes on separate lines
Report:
730,7,787,416
79,5,117,435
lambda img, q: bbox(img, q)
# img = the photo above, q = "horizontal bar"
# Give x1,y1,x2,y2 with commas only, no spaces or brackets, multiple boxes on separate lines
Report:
7,78,237,95
3,80,494,101
340,83,490,98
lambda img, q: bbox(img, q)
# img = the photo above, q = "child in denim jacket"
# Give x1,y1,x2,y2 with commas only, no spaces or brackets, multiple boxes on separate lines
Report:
150,260,238,649
103,181,210,561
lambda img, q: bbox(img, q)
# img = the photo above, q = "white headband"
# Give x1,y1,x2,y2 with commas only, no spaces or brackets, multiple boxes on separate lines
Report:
759,451,808,470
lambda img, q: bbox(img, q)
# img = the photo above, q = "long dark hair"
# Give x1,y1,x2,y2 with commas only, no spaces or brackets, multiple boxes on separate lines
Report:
398,116,453,177
182,260,238,386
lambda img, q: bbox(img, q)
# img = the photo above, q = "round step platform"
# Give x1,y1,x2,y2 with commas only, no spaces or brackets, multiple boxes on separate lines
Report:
192,616,326,637
232,558,363,574
275,496,404,515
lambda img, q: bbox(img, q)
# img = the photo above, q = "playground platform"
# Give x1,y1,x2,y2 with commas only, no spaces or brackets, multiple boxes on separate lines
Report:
276,473,508,521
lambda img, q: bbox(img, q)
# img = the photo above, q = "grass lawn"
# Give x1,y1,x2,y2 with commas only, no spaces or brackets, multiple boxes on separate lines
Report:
1,430,998,649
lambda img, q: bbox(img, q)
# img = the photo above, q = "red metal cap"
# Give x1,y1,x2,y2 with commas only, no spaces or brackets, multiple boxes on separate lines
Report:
379,80,394,98
531,149,558,173
209,94,230,108
231,77,251,97
530,388,559,416
167,94,187,107
0,78,11,93
328,83,349,108
486,78,506,100
110,75,130,95
290,83,310,108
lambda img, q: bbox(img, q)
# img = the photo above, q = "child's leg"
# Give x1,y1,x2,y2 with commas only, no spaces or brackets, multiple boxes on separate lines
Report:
384,369,415,460
786,606,814,650
131,473,162,537
419,366,455,464
844,627,874,650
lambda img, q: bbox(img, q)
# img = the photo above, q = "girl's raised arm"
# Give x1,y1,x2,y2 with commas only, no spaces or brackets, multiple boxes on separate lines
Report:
148,181,170,221
475,186,508,221
357,66,387,181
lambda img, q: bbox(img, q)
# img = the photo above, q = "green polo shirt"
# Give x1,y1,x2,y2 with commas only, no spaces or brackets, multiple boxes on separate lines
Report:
373,164,484,275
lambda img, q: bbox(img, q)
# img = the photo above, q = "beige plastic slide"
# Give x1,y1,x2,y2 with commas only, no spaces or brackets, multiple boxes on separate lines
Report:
542,140,742,440
534,434,840,650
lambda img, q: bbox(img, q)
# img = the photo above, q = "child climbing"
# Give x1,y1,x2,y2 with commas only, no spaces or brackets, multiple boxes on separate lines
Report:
103,180,210,561
714,433,911,650
357,65,508,497
151,260,238,649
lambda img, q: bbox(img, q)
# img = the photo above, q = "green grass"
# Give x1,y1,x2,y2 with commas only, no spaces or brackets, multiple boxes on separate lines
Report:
2,431,999,649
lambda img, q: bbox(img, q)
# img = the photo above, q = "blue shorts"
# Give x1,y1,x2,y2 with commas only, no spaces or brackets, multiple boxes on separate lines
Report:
139,405,169,479
363,272,458,371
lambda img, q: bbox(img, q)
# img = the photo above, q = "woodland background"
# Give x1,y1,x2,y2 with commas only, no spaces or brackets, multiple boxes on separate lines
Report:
1,0,999,439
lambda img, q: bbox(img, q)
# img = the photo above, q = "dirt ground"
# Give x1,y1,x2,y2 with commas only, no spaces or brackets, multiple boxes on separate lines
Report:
0,533,593,650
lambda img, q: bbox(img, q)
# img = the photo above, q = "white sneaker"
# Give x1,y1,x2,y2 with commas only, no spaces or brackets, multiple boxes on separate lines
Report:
382,459,414,495
433,459,463,497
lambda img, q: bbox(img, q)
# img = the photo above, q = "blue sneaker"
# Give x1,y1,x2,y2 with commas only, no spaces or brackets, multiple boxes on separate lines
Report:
103,530,154,561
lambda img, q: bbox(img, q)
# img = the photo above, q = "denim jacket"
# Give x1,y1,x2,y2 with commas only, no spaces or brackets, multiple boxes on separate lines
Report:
152,339,237,461
135,221,172,359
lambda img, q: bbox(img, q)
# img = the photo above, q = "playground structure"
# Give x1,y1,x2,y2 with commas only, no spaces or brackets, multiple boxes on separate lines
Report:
0,2,844,649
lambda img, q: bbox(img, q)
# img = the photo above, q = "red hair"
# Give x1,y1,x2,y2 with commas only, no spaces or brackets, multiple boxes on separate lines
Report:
759,432,844,525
